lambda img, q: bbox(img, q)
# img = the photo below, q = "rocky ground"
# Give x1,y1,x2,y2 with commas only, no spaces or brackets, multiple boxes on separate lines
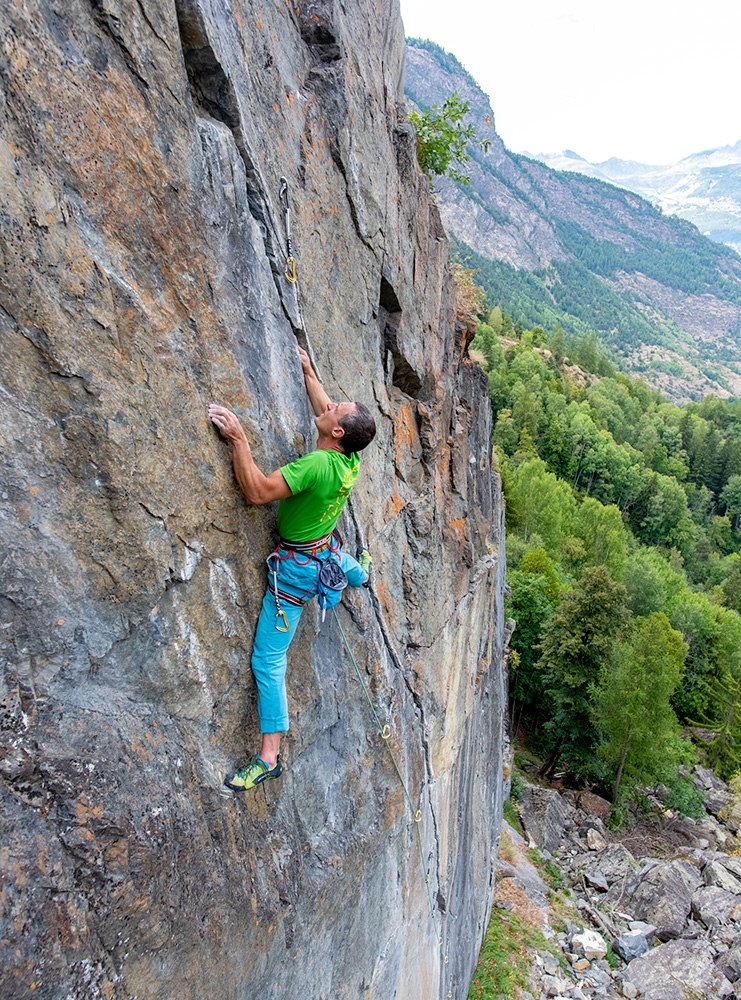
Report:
497,766,741,1000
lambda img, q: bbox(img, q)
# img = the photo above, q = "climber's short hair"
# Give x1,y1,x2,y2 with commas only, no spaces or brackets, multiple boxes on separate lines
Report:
339,402,376,455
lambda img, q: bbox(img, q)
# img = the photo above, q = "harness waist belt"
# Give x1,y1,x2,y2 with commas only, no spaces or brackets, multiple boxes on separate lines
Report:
278,533,334,552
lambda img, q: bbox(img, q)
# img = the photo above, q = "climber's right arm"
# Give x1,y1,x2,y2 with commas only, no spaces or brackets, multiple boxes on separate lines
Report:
297,345,332,417
209,404,293,504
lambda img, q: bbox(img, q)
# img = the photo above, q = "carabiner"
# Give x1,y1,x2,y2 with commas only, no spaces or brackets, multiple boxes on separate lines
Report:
279,176,290,213
284,256,297,283
275,609,290,632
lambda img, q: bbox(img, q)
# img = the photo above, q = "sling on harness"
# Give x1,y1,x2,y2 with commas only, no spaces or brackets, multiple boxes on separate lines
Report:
266,530,348,627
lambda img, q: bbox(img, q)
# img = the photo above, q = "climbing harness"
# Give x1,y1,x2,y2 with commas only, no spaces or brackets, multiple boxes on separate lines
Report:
266,531,348,628
279,176,297,283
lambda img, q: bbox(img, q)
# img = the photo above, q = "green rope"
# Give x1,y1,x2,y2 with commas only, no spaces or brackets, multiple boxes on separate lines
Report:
332,607,449,969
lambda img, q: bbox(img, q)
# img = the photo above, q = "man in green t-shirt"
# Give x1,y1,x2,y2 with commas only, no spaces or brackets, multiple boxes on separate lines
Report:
209,345,376,792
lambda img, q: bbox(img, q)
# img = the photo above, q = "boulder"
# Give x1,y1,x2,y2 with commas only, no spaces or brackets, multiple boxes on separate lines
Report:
577,791,612,819
587,828,608,851
519,783,575,854
707,790,734,817
705,860,741,895
717,945,741,984
585,871,609,892
577,842,636,887
630,919,658,937
613,930,649,963
571,928,608,961
719,855,741,882
627,938,733,999
608,860,701,940
692,885,741,926
694,765,730,792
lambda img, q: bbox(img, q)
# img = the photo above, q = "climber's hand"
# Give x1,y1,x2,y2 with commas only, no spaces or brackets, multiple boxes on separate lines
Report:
297,345,313,378
356,548,372,586
208,404,247,445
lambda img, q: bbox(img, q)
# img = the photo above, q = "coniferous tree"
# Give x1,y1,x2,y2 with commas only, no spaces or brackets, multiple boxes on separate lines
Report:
592,613,687,803
537,566,629,779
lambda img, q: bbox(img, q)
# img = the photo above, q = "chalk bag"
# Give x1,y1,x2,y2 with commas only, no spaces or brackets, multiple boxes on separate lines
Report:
318,557,348,619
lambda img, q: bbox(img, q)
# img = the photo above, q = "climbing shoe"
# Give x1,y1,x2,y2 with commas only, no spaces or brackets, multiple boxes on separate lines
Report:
224,754,283,792
356,547,372,584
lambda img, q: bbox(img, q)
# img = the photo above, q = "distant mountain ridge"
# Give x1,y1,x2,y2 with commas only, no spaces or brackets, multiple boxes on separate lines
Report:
405,39,741,403
535,144,741,256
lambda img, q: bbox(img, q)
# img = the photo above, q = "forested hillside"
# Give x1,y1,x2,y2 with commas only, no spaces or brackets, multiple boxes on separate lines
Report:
406,39,741,404
468,307,741,811
539,144,741,258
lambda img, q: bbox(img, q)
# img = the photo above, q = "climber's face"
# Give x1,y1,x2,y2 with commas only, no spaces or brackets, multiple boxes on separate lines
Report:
315,400,356,442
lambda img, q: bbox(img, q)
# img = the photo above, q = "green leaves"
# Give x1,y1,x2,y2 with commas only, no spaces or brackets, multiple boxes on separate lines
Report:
592,613,688,803
409,92,488,185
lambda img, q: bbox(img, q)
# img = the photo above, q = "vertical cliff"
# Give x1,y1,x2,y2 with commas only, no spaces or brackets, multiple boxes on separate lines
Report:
0,2,505,997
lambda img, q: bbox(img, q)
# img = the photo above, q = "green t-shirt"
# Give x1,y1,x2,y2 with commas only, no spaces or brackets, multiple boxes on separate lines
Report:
277,449,360,542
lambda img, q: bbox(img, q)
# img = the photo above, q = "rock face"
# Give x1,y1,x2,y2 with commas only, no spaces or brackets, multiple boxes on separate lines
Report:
0,3,505,998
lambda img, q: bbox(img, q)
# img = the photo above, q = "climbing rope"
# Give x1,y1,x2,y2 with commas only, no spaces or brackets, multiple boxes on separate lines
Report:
332,607,450,976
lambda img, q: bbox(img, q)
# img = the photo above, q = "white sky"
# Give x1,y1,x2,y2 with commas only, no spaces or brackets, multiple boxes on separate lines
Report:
399,0,741,165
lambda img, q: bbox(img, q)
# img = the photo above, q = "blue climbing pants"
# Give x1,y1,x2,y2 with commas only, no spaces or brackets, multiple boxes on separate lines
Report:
251,544,367,733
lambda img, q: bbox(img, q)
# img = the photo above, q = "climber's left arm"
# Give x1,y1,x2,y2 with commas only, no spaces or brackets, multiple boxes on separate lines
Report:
209,404,293,504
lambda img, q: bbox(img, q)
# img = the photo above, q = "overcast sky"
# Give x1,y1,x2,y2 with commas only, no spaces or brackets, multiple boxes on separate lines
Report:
399,0,741,165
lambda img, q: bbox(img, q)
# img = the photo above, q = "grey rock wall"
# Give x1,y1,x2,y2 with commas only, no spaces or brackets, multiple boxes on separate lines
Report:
0,1,505,998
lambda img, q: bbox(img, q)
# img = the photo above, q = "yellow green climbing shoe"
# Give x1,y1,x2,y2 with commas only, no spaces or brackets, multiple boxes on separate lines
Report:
224,754,283,792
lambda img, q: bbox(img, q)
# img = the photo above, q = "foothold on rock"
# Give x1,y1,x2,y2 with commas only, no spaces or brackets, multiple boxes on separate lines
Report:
621,982,638,999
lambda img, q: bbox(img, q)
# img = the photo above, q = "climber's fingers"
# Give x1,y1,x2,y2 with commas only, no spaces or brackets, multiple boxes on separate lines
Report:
208,404,245,443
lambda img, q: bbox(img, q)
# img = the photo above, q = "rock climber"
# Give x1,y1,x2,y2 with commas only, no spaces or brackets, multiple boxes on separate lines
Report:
209,345,376,792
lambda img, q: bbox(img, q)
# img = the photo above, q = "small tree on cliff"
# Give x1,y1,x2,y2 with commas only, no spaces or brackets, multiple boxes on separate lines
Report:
409,92,490,185
537,565,629,780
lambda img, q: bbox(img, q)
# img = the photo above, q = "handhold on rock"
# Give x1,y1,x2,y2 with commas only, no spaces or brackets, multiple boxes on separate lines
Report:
621,981,638,999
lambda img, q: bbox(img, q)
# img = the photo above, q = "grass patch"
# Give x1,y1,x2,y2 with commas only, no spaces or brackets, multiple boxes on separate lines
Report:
503,797,522,834
513,749,541,774
524,848,565,892
467,909,553,999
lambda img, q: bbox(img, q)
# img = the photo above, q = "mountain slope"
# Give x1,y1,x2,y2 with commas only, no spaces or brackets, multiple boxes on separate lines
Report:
405,40,741,403
537,144,741,256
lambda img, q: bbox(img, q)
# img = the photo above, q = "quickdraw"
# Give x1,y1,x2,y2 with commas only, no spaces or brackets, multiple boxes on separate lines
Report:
279,176,297,283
